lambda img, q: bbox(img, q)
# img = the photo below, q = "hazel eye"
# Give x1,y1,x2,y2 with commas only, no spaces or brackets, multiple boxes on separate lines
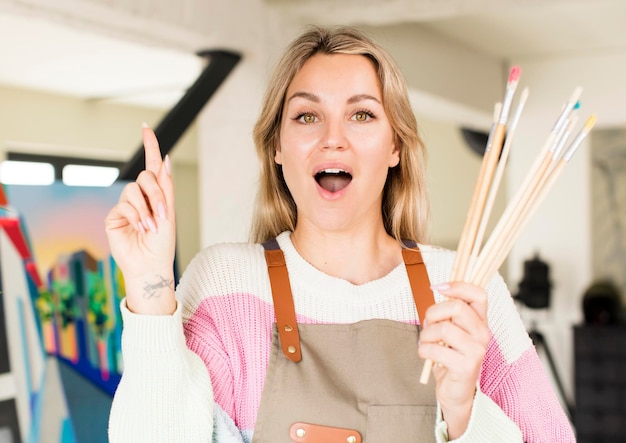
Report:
296,113,317,124
354,111,371,122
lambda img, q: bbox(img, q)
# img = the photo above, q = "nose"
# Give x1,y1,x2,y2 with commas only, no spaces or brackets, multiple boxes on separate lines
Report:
321,118,347,151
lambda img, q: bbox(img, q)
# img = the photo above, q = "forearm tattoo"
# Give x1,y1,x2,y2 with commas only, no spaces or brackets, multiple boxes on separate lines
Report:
142,275,174,299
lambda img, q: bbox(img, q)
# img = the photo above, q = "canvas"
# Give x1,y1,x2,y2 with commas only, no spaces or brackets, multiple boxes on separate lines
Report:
0,182,129,443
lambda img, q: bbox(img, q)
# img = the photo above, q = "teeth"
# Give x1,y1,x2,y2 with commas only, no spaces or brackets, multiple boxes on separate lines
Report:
321,168,346,174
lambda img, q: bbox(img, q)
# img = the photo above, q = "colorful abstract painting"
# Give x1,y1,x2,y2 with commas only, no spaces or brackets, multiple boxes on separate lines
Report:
0,182,128,443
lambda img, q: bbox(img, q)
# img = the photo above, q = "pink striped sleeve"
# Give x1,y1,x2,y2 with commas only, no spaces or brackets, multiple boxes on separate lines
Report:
480,338,575,442
183,292,274,431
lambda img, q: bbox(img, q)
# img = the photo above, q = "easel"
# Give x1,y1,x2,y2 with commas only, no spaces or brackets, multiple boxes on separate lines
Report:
514,254,574,422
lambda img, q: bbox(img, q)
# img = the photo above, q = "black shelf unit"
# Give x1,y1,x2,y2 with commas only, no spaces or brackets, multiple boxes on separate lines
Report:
574,325,626,443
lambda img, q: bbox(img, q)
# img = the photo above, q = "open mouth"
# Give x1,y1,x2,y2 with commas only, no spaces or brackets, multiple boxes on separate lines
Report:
314,168,352,193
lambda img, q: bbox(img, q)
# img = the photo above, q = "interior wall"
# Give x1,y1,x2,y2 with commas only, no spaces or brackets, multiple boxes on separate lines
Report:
362,23,504,115
506,50,626,404
419,114,506,253
590,127,626,302
197,44,267,246
0,84,200,272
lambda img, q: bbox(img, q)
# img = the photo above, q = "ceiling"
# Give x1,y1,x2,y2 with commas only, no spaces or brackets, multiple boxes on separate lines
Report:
0,0,624,109
0,11,204,108
423,1,626,60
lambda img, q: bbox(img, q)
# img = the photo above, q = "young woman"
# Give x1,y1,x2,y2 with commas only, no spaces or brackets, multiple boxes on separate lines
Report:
106,26,575,442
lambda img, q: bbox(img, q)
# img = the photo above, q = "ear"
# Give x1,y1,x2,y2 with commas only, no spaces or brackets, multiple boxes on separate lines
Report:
274,143,283,165
389,143,400,168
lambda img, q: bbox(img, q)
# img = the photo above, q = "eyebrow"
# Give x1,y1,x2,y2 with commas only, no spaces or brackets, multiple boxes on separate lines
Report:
347,94,381,105
286,91,381,105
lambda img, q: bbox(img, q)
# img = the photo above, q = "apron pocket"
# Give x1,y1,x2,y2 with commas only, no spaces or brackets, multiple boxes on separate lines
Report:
366,405,436,443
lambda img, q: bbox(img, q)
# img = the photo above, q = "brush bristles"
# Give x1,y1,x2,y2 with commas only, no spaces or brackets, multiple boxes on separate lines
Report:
508,66,522,84
584,114,598,131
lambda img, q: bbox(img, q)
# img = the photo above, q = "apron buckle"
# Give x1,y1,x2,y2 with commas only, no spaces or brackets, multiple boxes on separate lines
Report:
289,422,362,443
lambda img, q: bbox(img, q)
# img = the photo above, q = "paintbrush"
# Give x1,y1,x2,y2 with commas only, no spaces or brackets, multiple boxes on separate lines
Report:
470,87,583,286
420,66,521,384
472,114,596,288
468,87,530,279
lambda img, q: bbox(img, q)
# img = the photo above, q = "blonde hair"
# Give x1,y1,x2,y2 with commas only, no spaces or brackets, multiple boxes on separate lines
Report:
250,26,429,244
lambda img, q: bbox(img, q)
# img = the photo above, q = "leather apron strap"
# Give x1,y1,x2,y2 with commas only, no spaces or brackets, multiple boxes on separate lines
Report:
263,239,302,362
262,239,435,362
401,240,435,327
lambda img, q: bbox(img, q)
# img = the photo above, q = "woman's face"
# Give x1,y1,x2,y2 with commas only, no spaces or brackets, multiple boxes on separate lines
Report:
276,53,399,234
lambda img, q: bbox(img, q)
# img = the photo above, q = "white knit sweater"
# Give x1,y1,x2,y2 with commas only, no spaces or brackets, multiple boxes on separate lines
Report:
109,231,574,442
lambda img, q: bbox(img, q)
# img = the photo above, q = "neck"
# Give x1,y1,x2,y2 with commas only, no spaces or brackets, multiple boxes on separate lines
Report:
290,225,403,285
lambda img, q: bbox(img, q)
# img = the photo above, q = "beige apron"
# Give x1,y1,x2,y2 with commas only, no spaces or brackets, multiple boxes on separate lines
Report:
252,239,437,443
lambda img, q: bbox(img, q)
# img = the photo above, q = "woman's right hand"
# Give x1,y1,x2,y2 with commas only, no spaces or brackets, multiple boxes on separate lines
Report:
105,124,177,315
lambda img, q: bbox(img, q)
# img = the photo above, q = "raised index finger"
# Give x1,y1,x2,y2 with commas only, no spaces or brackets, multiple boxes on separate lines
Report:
142,123,162,174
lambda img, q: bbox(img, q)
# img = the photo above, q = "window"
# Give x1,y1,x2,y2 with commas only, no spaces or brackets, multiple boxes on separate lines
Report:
0,160,55,185
1,152,124,186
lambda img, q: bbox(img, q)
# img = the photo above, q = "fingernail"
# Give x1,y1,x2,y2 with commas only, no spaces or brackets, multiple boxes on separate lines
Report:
137,221,146,234
158,202,167,220
146,217,158,233
165,154,171,176
431,283,450,291
142,122,149,129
